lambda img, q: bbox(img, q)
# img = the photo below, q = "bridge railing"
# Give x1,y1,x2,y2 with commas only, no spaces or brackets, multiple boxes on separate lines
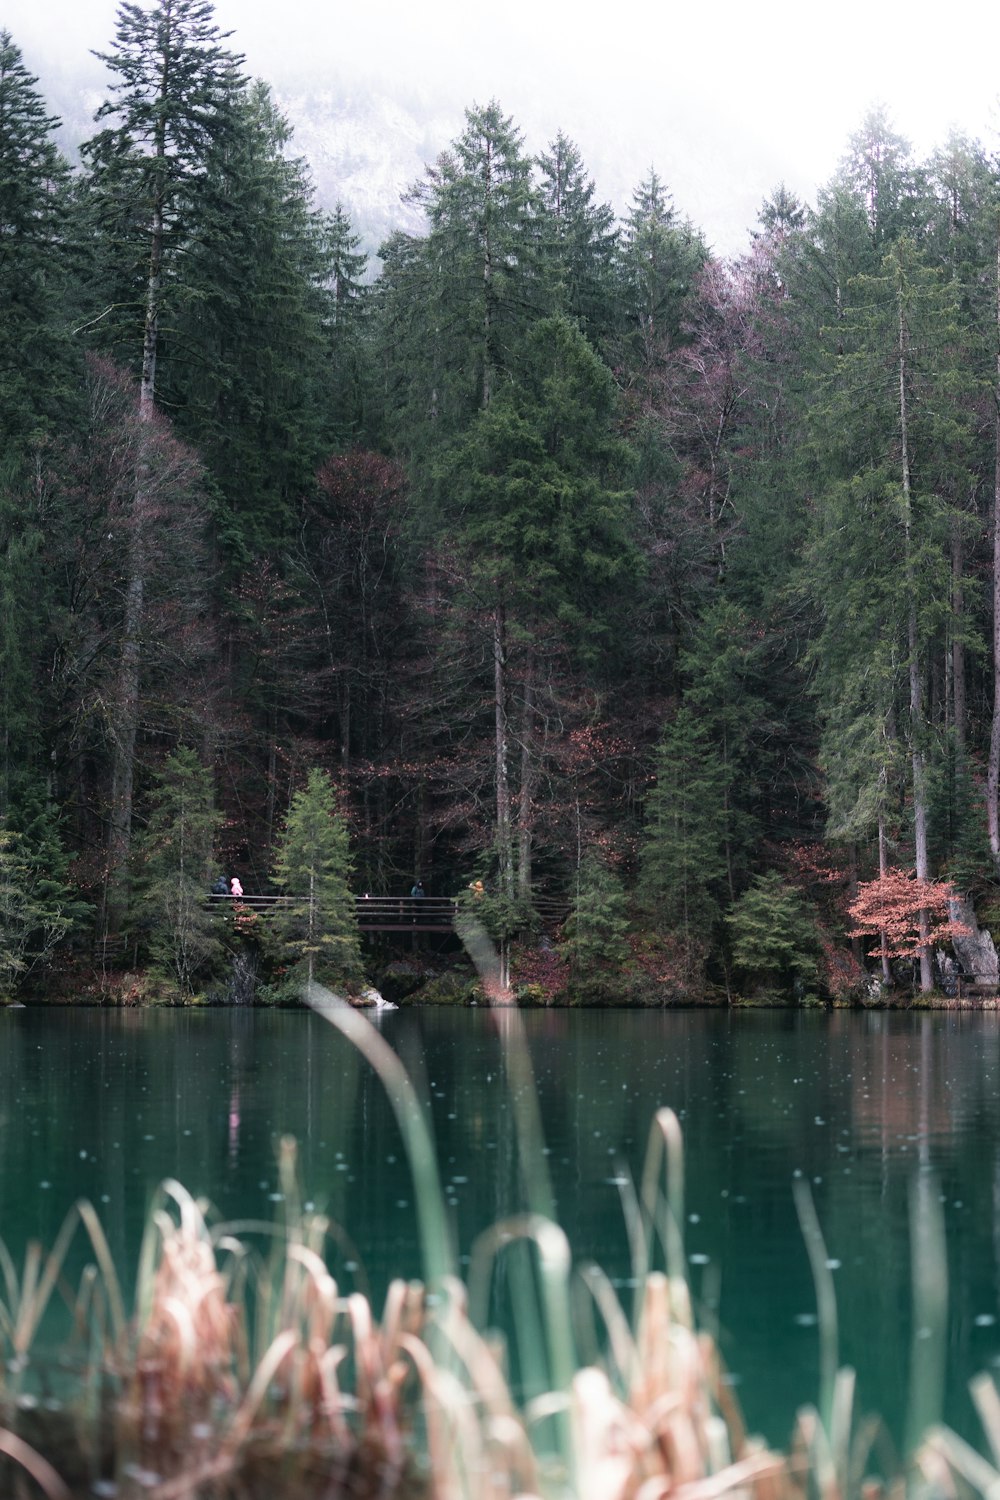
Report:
205,894,569,931
205,893,459,930
354,897,458,929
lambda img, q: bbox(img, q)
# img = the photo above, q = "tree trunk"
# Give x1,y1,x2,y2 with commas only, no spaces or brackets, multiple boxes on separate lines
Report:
517,659,535,906
493,604,512,897
989,217,1000,869
493,604,512,992
951,523,966,751
105,81,167,929
898,266,933,993
878,813,893,987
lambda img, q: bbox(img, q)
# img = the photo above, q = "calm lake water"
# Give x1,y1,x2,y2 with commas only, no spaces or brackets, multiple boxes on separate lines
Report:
2,1004,999,1450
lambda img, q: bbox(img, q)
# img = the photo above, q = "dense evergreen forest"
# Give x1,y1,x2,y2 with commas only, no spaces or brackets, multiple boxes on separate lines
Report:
4,0,1000,1005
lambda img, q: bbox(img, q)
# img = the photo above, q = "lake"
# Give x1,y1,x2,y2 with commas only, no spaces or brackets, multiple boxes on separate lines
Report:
2,1004,998,1452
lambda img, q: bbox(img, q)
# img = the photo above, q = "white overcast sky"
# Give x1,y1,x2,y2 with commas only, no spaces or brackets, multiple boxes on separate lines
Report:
6,0,1000,254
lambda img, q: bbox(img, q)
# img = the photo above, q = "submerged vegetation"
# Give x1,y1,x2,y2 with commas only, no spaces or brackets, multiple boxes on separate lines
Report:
6,7,1000,1003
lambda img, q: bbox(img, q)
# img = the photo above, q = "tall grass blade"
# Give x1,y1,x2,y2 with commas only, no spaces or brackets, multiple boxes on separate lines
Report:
305,981,455,1289
970,1372,1000,1471
792,1177,839,1434
75,1198,127,1345
0,1428,72,1500
906,1168,947,1455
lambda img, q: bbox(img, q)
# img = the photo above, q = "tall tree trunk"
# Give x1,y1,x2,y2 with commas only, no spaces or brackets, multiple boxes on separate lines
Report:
989,218,1000,869
106,188,163,932
951,523,966,750
493,604,512,891
898,268,933,993
493,604,512,990
517,659,535,906
878,811,893,988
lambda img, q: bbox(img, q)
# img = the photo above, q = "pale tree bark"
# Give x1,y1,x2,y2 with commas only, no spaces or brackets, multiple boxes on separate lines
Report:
105,100,166,932
517,660,536,905
877,810,893,988
898,266,934,993
988,218,1000,869
493,604,512,990
951,523,966,750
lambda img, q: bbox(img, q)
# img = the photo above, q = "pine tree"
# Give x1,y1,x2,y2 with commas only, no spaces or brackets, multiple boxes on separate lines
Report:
726,871,820,1001
382,99,540,475
168,79,337,563
0,30,74,444
559,852,629,1001
535,131,617,339
838,107,922,255
0,797,87,998
435,313,636,918
272,769,363,992
79,0,243,924
617,168,706,376
134,747,223,995
639,705,728,942
325,201,372,447
804,238,975,989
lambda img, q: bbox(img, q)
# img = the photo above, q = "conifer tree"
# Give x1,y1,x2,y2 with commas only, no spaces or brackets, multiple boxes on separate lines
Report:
80,0,243,924
0,30,74,443
272,769,363,992
804,238,975,988
617,168,705,376
435,313,636,907
0,793,87,997
134,747,223,994
325,201,372,447
639,705,728,943
383,99,540,475
726,871,820,1001
559,852,629,1002
535,131,617,339
169,79,337,562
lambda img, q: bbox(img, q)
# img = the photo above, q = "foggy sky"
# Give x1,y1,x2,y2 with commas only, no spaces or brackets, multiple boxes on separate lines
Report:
6,0,1000,254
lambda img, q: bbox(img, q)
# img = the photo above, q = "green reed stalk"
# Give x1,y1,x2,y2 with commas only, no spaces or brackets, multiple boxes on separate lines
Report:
906,1168,948,1455
792,1177,839,1434
305,982,455,1289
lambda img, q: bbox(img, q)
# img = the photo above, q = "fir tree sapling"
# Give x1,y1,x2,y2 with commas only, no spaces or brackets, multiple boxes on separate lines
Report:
272,769,364,993
134,748,224,996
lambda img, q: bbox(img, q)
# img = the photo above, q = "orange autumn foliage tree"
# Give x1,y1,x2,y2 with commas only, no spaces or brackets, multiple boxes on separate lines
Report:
847,867,969,964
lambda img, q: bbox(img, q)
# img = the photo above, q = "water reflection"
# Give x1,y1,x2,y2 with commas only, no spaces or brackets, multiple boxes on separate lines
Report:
0,1007,999,1448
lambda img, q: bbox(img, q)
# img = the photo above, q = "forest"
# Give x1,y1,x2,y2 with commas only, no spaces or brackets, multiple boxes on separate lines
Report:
3,0,1000,1006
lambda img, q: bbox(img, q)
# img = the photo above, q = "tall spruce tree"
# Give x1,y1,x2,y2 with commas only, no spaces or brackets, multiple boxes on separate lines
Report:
0,31,74,443
168,79,336,563
80,0,243,928
639,706,728,945
535,131,617,340
435,314,636,925
804,238,975,989
383,99,540,483
617,168,705,378
272,769,363,992
134,747,223,994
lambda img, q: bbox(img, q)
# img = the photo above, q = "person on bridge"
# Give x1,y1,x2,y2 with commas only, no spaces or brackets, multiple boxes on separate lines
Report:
410,881,425,899
211,875,228,896
230,876,244,898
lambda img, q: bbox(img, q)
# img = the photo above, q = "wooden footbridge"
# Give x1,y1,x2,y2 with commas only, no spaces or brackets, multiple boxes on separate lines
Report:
206,894,569,933
207,894,459,932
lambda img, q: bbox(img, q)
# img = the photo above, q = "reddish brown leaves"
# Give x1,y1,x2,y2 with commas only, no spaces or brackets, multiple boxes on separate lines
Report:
847,867,970,959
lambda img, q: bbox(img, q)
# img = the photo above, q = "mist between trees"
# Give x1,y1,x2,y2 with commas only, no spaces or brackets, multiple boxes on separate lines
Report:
4,6,1000,1005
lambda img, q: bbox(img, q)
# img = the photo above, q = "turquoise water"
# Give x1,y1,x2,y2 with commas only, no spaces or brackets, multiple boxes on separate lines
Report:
2,1005,998,1449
